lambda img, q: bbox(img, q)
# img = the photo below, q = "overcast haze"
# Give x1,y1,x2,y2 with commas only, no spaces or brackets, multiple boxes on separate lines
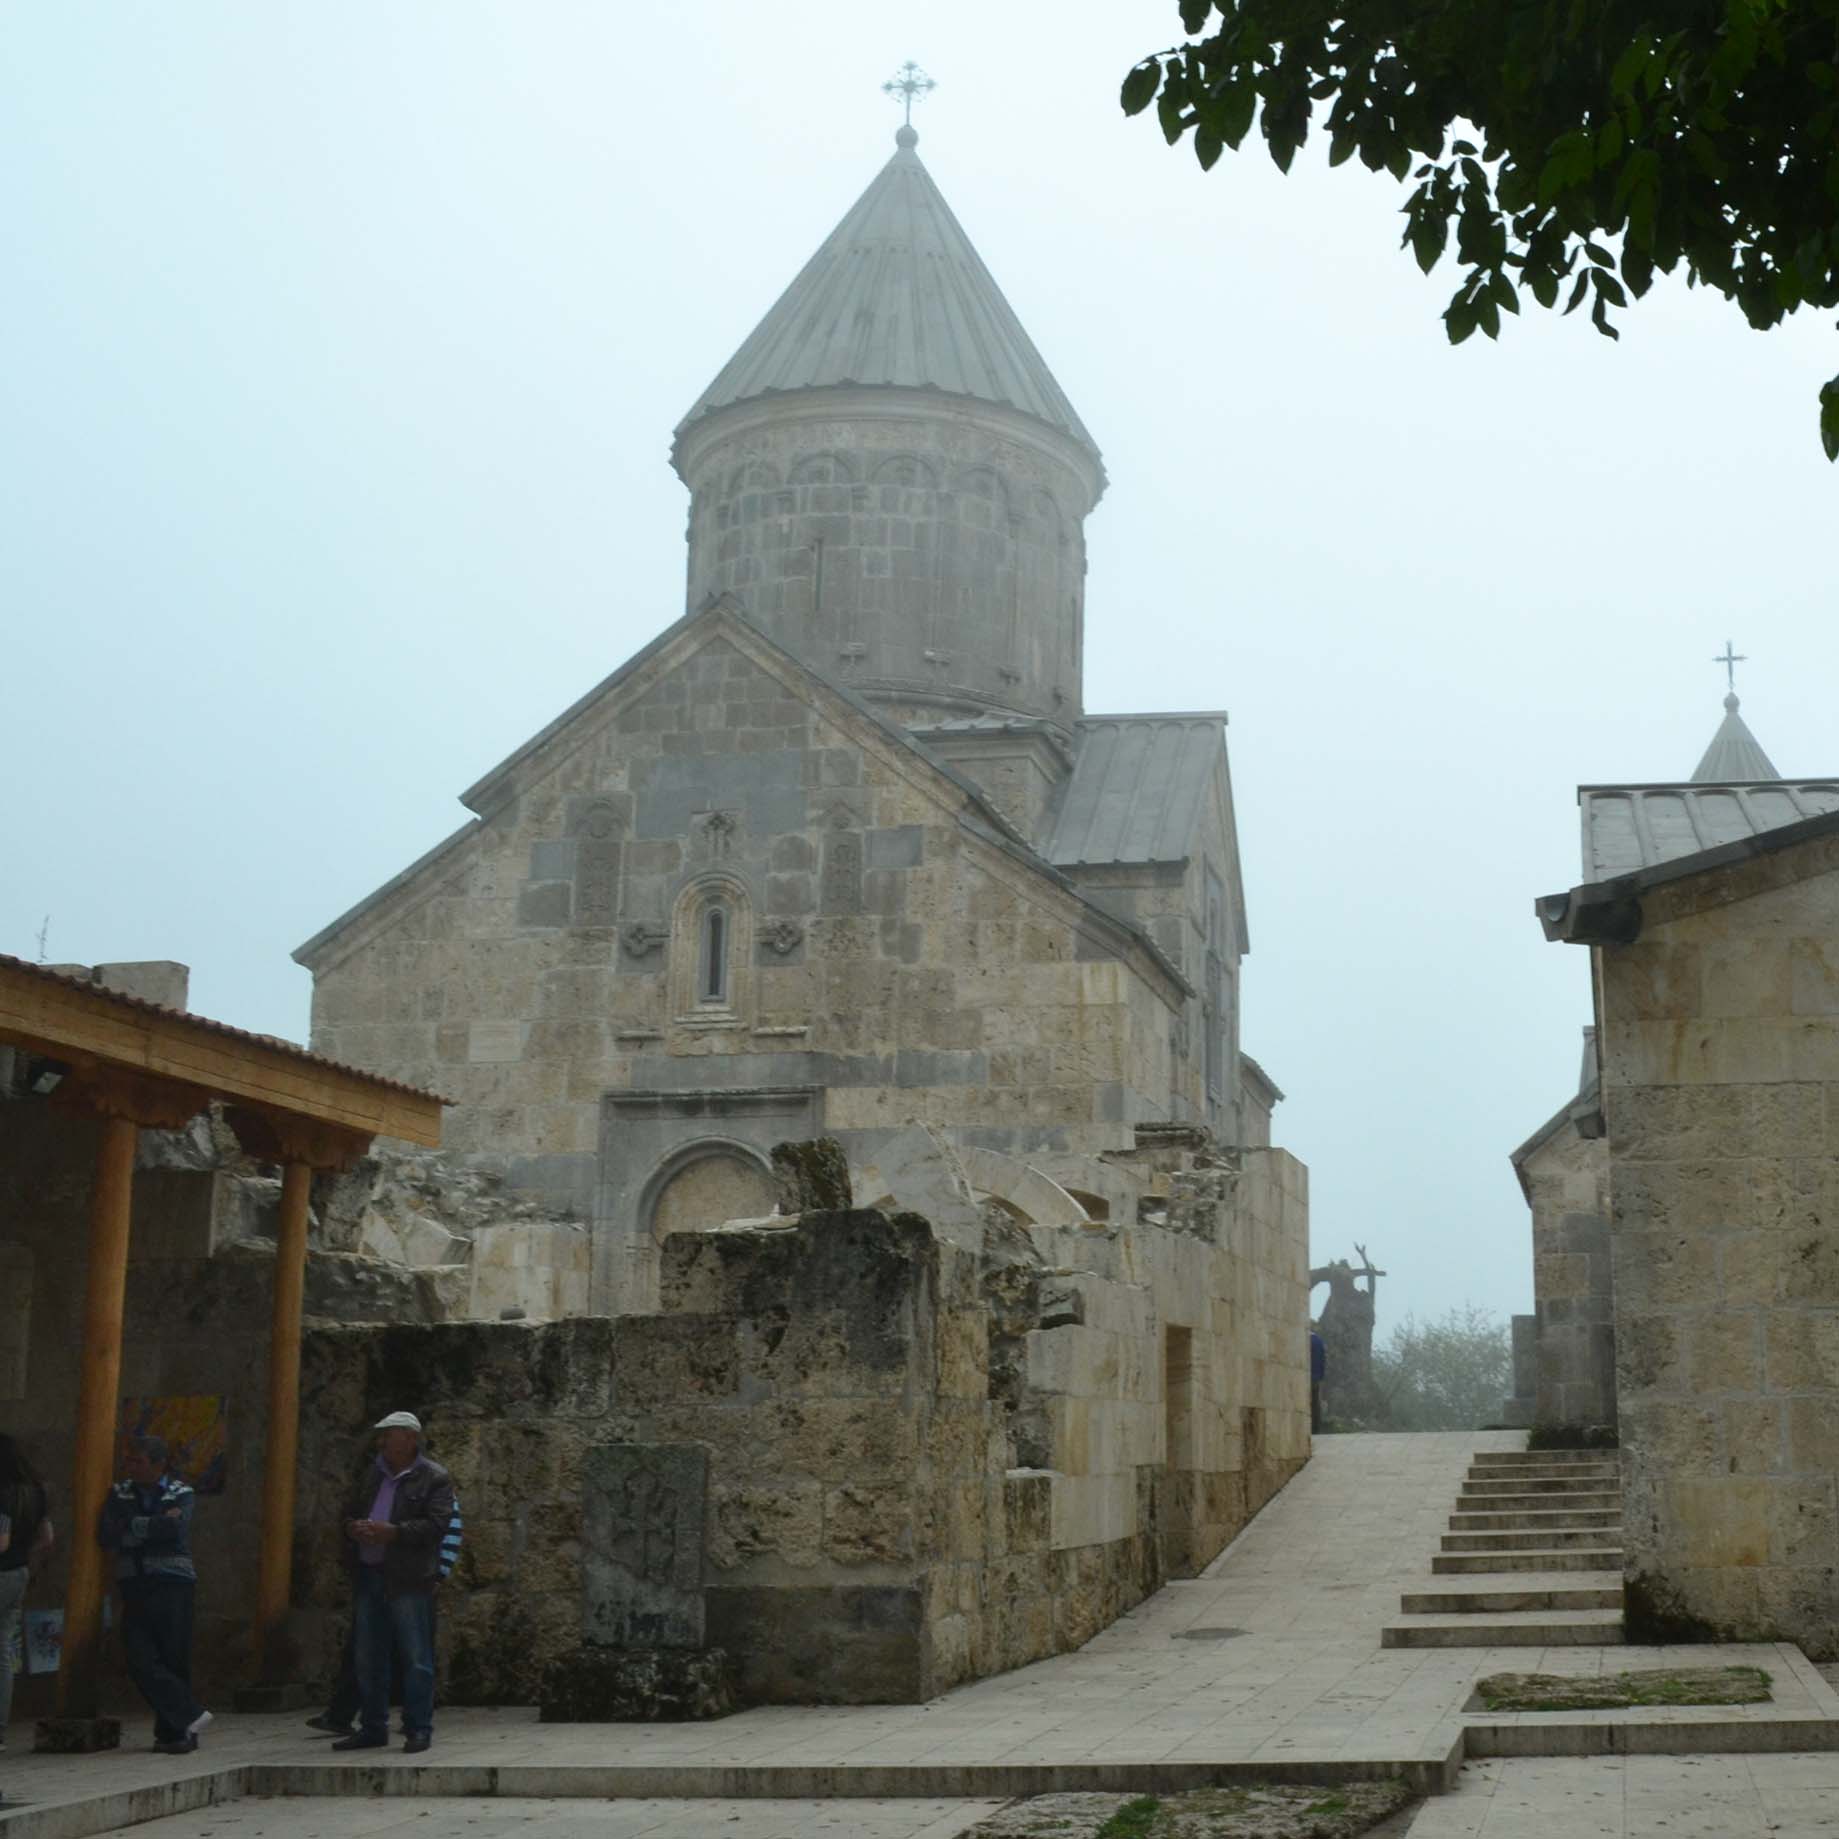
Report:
7,4,1835,1339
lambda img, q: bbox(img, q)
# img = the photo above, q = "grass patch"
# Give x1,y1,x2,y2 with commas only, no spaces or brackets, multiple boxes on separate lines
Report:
1096,1799,1161,1839
1476,1664,1771,1713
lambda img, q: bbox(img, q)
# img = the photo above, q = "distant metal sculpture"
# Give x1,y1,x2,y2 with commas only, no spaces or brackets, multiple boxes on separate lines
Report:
1309,1243,1386,1425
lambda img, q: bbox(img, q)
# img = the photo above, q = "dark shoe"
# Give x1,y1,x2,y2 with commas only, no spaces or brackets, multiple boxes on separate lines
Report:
402,1731,431,1754
153,1735,197,1756
305,1714,354,1736
330,1731,388,1751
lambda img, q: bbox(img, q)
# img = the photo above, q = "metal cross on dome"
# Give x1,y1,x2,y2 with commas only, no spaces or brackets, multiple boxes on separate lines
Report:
1714,639,1747,693
883,60,937,126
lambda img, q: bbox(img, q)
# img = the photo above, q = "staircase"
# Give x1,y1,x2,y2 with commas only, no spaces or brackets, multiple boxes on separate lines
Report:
1381,1447,1625,1648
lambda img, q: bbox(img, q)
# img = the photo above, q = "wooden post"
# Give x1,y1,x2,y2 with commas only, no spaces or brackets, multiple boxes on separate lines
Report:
223,1107,371,1703
254,1160,312,1681
56,1114,138,1718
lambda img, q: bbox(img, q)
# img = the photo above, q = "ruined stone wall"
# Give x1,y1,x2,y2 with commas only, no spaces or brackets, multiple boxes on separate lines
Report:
1598,838,1839,1654
1518,1122,1615,1429
281,1153,1309,1707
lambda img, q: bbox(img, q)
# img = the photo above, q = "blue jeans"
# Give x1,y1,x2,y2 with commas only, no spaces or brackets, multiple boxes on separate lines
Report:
350,1566,434,1738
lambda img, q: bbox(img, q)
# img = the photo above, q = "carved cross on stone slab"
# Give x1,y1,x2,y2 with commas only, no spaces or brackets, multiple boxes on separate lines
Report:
582,1444,707,1650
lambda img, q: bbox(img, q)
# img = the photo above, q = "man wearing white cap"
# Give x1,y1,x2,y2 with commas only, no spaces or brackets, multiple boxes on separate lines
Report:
331,1411,455,1754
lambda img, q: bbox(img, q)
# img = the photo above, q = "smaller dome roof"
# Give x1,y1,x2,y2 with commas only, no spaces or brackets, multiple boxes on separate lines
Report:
1690,692,1781,782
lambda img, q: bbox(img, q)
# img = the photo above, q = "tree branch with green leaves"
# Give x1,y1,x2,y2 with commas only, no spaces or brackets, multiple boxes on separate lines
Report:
1123,0,1839,458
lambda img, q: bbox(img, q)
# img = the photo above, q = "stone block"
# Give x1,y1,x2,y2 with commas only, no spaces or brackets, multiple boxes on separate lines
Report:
1768,1478,1839,1568
704,1582,923,1703
1668,1476,1769,1568
1686,1312,1761,1392
770,1137,852,1212
538,1645,737,1721
867,825,924,869
582,1443,707,1649
823,1482,914,1565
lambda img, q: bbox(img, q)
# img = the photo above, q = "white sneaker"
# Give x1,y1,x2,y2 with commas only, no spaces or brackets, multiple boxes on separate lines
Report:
186,1710,213,1738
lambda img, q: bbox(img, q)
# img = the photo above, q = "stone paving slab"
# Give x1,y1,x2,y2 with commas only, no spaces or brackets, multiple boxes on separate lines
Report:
88,1795,1007,1838
1403,1753,1839,1836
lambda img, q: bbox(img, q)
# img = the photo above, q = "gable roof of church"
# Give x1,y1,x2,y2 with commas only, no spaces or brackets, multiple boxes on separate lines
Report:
674,128,1099,461
1691,692,1780,781
295,596,1190,1001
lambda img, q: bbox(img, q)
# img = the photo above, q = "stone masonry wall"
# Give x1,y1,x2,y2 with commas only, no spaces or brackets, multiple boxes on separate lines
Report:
1518,1122,1615,1429
285,1156,1310,1707
1599,837,1839,1654
303,615,1197,1313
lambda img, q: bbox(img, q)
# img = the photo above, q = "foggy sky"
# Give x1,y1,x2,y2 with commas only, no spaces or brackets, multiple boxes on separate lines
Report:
7,3,1835,1339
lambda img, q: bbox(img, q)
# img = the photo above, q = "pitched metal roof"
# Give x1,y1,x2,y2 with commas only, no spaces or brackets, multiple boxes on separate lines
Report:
674,128,1099,458
1578,781,1839,880
1046,714,1226,867
1691,693,1780,781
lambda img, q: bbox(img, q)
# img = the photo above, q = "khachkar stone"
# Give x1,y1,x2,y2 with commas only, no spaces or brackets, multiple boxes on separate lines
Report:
544,1443,737,1721
583,1443,706,1648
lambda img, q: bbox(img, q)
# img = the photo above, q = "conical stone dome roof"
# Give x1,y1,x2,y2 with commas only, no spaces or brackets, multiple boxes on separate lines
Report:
675,127,1099,461
1691,693,1781,782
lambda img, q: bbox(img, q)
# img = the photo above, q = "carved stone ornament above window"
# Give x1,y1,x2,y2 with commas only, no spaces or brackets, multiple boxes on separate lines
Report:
700,810,739,856
757,919,804,956
621,923,668,958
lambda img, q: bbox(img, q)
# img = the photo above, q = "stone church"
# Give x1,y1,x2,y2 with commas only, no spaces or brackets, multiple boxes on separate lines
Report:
6,128,1311,1712
1526,684,1839,1655
295,124,1283,1316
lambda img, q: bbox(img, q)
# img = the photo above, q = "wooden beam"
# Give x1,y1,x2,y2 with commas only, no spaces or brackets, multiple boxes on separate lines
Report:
0,962,441,1147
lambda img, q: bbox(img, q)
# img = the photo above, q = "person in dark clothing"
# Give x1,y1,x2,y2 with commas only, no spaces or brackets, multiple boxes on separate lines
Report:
1,1435,56,1758
98,1436,210,1754
306,1492,463,1738
1309,1323,1327,1433
331,1411,454,1755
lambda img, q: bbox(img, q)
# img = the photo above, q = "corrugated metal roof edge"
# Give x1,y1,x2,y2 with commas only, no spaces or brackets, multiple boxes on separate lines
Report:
1575,778,1839,797
0,953,448,1104
1538,805,1839,945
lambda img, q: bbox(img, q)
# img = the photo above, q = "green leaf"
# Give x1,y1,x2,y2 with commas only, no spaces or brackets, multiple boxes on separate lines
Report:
1178,0,1213,33
1529,265,1560,308
1490,271,1521,314
1610,39,1648,98
1195,126,1224,170
1410,213,1448,273
1157,90,1187,146
1563,271,1590,314
1584,241,1615,268
1121,63,1161,117
1821,376,1839,461
1445,298,1478,344
1219,79,1257,148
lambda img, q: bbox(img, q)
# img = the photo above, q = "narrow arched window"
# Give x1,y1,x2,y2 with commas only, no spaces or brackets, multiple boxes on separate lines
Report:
699,904,729,1004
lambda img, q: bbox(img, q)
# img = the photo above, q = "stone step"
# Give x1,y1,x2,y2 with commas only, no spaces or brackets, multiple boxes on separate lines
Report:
1449,1509,1624,1532
1464,1473,1618,1494
1381,1608,1624,1649
1456,1491,1621,1513
1443,1526,1620,1552
1472,1449,1611,1466
1433,1547,1622,1574
1399,1574,1623,1615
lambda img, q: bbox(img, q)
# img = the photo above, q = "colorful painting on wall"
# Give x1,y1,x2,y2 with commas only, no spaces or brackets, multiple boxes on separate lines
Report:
117,1394,228,1495
23,1608,62,1675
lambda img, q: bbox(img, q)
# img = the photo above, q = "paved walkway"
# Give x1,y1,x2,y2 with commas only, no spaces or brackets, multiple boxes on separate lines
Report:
1409,1752,1839,1836
4,1432,1838,1835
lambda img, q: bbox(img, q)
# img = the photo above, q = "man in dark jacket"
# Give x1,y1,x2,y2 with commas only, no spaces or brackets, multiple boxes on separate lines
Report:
331,1410,454,1755
98,1436,210,1754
